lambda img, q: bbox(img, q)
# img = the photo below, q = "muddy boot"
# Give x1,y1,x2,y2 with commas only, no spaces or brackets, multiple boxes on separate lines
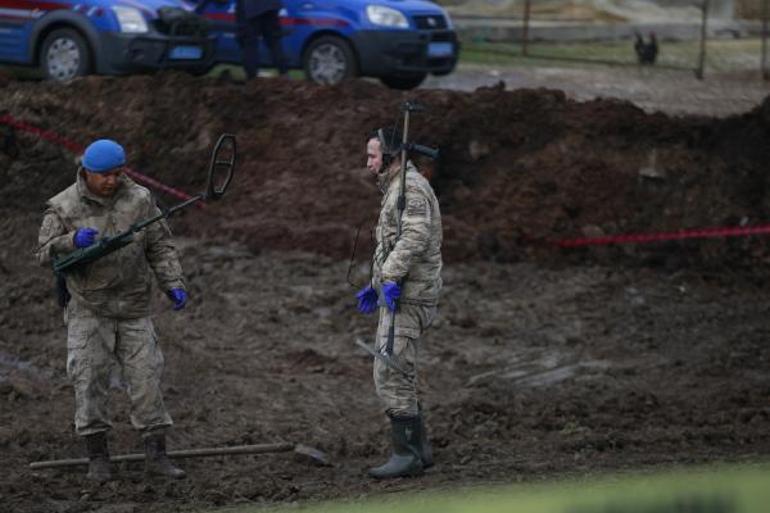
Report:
84,432,113,483
144,433,186,479
416,413,433,469
368,415,424,479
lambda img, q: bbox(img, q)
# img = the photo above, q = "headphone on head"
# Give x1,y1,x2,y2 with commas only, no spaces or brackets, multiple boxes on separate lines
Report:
376,127,401,174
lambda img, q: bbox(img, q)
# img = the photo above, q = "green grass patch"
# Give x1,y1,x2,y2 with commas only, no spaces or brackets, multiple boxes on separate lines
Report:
205,64,305,81
211,463,770,513
459,38,767,72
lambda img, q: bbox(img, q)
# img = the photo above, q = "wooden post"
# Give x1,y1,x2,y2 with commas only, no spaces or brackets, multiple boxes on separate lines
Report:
696,0,710,80
762,0,769,80
522,0,531,57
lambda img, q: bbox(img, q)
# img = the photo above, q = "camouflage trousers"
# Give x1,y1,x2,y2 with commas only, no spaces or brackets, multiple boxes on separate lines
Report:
373,302,437,417
65,302,173,437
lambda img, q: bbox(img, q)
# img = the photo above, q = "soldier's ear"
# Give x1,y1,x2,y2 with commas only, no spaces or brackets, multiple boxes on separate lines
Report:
77,166,87,180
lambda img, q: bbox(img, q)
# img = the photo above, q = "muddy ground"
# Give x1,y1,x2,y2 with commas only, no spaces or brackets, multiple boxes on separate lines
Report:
1,72,770,513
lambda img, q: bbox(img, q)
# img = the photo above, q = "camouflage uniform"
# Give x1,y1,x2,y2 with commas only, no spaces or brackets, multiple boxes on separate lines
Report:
371,161,442,417
37,172,185,436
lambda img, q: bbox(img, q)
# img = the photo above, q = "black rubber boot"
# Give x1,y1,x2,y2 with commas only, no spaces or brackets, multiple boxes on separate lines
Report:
368,415,424,479
85,432,113,483
144,433,186,479
416,413,434,469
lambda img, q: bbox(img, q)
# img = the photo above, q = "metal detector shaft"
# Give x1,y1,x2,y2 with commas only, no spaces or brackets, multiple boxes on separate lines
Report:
355,337,409,377
385,104,413,356
29,442,294,469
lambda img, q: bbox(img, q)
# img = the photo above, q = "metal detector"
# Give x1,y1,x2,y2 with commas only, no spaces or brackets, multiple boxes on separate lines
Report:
53,133,237,275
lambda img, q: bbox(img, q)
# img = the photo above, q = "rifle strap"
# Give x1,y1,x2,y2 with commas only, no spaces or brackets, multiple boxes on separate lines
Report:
55,272,70,308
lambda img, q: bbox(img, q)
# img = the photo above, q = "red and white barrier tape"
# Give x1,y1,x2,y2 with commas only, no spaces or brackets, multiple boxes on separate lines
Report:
556,223,770,248
5,115,765,249
0,114,198,204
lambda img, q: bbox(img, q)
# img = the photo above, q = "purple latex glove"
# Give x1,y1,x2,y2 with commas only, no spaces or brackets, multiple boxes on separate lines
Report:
73,227,98,248
167,288,188,311
382,281,401,312
356,285,378,315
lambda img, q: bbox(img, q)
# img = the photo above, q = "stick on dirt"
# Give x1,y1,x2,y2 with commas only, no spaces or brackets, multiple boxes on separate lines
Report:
29,442,296,469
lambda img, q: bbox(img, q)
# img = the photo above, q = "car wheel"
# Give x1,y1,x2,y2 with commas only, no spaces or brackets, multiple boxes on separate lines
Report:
380,73,427,90
39,28,91,81
302,35,357,85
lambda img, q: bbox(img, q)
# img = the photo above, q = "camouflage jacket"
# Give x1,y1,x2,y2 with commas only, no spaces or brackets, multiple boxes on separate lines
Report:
36,171,185,319
372,161,442,305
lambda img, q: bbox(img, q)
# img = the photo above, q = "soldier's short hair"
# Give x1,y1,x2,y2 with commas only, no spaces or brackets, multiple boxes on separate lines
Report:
368,126,402,156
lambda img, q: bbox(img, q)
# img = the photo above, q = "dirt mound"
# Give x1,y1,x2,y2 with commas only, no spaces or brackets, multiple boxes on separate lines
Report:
2,74,770,512
2,73,770,269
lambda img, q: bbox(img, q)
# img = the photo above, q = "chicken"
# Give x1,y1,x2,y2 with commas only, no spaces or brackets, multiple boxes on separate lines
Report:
634,31,658,65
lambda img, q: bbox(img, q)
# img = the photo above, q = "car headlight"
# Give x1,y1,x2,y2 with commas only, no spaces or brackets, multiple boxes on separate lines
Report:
112,6,149,34
366,5,408,28
441,8,454,29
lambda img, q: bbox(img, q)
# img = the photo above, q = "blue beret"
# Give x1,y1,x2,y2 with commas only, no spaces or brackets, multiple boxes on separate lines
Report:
82,139,126,173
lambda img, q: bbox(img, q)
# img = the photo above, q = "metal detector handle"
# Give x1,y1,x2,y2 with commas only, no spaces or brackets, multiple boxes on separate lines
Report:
205,133,236,200
402,101,426,113
406,143,439,160
398,101,437,159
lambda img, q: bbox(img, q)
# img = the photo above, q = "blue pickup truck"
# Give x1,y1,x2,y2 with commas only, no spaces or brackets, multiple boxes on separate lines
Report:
0,0,458,89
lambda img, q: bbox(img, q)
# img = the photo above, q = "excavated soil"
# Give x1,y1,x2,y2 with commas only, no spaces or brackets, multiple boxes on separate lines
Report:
1,73,770,512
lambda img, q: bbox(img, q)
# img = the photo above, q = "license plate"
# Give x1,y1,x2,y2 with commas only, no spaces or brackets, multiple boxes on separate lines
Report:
169,45,203,60
427,42,453,58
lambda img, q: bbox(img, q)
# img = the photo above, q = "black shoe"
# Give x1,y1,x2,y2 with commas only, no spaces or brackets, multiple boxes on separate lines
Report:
144,433,186,479
368,415,424,479
84,432,113,483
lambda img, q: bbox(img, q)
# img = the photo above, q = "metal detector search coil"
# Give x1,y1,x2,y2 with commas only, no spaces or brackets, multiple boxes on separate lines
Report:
52,133,237,275
206,133,236,200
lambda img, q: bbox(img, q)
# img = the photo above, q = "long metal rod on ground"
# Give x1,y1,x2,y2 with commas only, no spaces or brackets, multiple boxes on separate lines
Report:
29,442,295,469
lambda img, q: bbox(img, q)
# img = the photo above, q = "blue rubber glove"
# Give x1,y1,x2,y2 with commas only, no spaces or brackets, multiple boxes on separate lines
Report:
355,285,378,315
167,288,188,311
382,281,401,312
73,227,98,249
